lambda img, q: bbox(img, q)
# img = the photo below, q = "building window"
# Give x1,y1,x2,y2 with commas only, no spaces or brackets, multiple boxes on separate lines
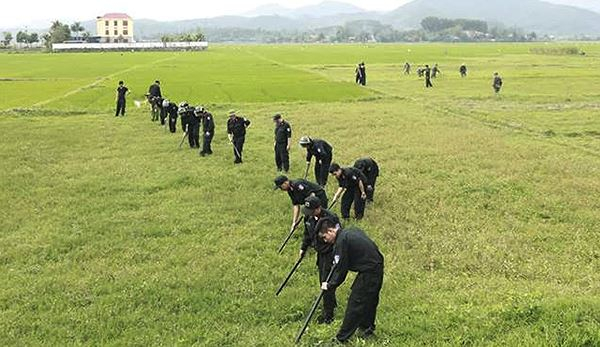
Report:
114,30,118,35
123,30,128,35
105,20,109,26
114,20,118,26
105,30,109,35
123,20,128,26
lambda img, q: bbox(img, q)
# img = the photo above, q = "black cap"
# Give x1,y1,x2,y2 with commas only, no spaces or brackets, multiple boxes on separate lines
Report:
302,195,322,215
272,113,282,121
118,81,124,85
273,175,288,190
329,163,341,174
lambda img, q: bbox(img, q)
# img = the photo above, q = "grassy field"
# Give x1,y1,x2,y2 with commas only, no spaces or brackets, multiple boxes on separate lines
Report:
1,43,600,346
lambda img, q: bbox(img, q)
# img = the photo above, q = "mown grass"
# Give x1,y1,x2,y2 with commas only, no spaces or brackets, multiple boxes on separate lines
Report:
1,43,600,346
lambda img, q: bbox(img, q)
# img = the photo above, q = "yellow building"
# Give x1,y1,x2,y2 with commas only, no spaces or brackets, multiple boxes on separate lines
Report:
96,13,134,43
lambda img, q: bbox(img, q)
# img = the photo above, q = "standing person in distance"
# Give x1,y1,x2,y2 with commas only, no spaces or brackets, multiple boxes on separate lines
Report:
359,62,366,86
431,63,441,79
424,65,433,88
115,80,129,117
188,105,200,149
329,163,368,221
273,113,292,173
493,72,503,95
148,80,162,122
318,219,384,343
299,136,333,187
227,110,251,164
148,80,162,99
199,107,215,156
403,62,411,75
355,63,362,85
460,64,468,78
353,158,379,203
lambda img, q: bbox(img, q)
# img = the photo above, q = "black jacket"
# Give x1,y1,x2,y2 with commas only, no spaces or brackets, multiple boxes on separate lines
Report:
148,83,162,98
275,121,292,145
328,227,384,289
354,158,379,178
227,117,251,138
335,167,367,190
306,139,333,162
287,179,325,206
203,112,215,133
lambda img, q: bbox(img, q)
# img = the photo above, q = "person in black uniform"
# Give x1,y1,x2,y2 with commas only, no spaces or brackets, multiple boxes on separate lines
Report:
188,105,200,149
158,97,167,126
163,99,178,133
274,175,328,231
353,158,379,203
199,107,215,156
148,81,162,122
329,163,368,220
179,102,190,134
431,64,440,79
493,72,503,94
148,80,162,98
227,110,251,164
404,62,411,75
359,62,366,86
460,64,468,78
425,65,433,88
300,196,341,324
318,219,384,343
273,113,292,173
299,136,333,187
115,81,129,117
355,64,362,85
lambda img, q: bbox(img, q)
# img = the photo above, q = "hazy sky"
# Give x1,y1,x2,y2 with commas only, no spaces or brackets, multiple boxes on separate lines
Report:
3,0,409,28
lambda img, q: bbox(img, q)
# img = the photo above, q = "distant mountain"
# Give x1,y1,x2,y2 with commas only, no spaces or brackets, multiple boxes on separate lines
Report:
544,0,600,13
243,4,293,17
244,1,366,18
384,0,600,35
6,0,600,40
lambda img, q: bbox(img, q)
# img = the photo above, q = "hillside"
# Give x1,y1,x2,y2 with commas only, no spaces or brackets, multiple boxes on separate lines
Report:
385,0,600,35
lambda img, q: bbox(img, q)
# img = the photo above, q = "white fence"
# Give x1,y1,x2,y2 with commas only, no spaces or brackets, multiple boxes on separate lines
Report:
52,41,208,51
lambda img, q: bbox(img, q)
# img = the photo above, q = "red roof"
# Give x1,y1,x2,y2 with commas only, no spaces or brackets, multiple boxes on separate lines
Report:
100,13,131,19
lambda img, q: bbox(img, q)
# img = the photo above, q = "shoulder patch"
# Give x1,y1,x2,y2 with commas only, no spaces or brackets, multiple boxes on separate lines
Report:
298,184,305,190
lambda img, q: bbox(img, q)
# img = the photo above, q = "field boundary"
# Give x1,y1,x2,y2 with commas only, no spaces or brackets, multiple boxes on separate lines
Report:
28,56,178,110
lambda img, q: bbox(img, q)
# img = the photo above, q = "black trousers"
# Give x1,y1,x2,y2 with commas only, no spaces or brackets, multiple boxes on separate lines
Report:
365,173,378,202
189,124,200,148
202,132,214,154
151,105,159,121
169,116,177,133
426,78,433,88
233,136,245,163
341,187,366,220
115,99,126,117
336,270,383,342
318,251,337,317
274,143,290,172
314,155,331,187
159,108,167,125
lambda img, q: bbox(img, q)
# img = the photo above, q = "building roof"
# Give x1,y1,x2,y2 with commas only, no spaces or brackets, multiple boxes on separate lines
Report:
99,13,131,19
